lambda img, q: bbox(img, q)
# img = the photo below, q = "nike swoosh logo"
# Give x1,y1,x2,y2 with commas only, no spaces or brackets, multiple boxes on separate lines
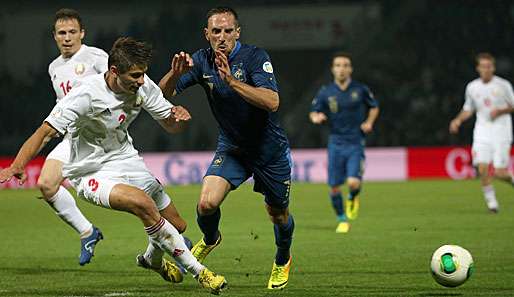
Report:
271,280,288,288
203,74,213,79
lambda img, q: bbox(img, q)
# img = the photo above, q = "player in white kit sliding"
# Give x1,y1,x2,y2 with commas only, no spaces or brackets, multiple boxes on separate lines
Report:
0,37,227,294
40,8,108,266
450,52,514,213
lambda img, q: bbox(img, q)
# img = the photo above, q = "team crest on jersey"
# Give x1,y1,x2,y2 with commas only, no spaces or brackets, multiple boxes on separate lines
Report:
212,156,224,167
328,96,338,113
231,63,246,82
263,61,273,73
134,95,144,107
51,107,63,118
75,63,86,75
351,91,359,101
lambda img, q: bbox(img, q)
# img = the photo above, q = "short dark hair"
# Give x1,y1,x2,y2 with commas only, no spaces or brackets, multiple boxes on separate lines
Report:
53,8,83,31
108,37,152,73
332,51,352,64
476,52,495,65
206,7,239,27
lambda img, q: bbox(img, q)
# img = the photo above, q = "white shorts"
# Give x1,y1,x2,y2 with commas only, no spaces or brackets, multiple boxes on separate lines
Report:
472,141,511,168
70,159,171,210
46,136,71,163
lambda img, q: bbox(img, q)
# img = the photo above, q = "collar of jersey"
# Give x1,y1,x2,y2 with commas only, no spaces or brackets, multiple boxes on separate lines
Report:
62,44,85,62
333,79,353,92
228,41,241,61
102,74,137,108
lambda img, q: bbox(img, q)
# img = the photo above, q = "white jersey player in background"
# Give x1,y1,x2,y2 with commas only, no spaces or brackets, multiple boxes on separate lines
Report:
450,52,514,213
38,8,107,266
0,37,227,294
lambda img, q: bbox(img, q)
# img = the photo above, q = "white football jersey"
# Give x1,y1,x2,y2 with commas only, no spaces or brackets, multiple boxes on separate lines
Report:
48,44,108,102
463,75,514,143
45,73,173,179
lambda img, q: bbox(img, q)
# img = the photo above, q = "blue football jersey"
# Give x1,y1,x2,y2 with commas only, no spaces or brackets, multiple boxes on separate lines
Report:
311,80,378,145
176,42,289,159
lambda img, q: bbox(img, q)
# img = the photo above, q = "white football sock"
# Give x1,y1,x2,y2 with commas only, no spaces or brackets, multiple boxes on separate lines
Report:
47,186,93,237
482,185,499,210
145,217,204,276
143,241,164,269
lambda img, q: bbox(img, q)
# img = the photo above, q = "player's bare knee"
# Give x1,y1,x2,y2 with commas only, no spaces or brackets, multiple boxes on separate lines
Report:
494,169,510,180
266,205,288,224
198,199,218,214
130,195,159,222
347,178,361,190
36,176,59,199
330,186,341,194
477,165,489,177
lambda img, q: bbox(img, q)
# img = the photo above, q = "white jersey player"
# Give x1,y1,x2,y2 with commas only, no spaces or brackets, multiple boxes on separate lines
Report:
49,44,108,102
46,44,109,165
38,9,107,266
450,52,514,213
0,37,227,294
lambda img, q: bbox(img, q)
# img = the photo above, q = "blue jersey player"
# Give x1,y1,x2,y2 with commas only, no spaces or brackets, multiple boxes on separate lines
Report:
159,7,294,290
310,52,379,233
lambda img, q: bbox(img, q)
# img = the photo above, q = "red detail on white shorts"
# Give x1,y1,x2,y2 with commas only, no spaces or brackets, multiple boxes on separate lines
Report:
118,114,126,123
88,178,99,192
172,248,184,257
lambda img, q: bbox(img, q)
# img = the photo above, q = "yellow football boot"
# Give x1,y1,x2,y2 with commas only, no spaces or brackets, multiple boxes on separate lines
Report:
346,196,360,220
197,268,227,295
136,254,183,283
335,221,350,233
191,234,222,263
267,256,292,290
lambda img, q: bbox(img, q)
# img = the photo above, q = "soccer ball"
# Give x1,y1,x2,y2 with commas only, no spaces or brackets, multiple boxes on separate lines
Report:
430,245,474,287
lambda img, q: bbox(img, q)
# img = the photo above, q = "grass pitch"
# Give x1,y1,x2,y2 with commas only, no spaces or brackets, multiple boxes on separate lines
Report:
0,180,513,296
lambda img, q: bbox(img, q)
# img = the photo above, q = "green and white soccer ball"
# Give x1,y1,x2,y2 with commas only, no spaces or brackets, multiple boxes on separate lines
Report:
430,245,474,287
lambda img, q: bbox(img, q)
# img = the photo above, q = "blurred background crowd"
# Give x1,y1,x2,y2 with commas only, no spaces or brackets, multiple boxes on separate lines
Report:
1,0,513,154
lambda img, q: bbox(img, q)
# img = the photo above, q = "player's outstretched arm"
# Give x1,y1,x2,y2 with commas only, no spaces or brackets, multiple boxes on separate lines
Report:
214,50,279,112
158,106,192,134
361,107,379,133
159,52,193,98
0,123,59,184
449,110,473,134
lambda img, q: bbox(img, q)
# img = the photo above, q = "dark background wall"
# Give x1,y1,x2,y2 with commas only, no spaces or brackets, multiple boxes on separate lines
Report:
1,0,513,155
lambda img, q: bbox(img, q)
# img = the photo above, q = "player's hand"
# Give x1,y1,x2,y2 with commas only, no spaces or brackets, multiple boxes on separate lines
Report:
490,108,500,120
310,112,327,124
361,121,373,134
171,106,192,122
449,119,461,134
214,50,234,84
0,166,27,185
171,51,193,77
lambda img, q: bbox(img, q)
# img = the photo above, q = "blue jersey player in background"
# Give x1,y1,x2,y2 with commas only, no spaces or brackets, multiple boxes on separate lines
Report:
310,52,379,234
158,7,294,290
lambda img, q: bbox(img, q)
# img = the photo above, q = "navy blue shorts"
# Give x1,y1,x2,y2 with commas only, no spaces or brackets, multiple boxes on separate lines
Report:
205,145,292,209
327,143,365,187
